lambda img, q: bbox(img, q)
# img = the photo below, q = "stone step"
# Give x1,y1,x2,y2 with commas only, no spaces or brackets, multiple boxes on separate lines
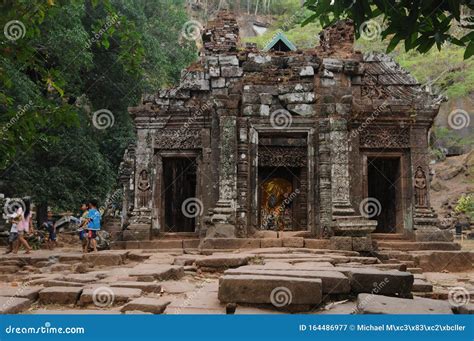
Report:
371,233,408,240
377,241,461,251
121,297,171,314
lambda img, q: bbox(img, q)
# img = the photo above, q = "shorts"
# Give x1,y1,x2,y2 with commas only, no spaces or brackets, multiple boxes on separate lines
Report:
8,232,18,243
49,232,57,241
88,230,98,239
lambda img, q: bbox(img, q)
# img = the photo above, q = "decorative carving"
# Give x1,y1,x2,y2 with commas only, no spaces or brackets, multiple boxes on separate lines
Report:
359,127,409,148
154,129,201,149
414,166,428,208
137,170,151,208
258,147,307,167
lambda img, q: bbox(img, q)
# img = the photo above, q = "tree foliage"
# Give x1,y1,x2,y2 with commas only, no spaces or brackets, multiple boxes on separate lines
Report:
0,0,196,211
303,0,474,59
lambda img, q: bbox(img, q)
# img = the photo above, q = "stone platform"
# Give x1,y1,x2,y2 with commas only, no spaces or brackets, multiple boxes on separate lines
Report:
0,246,472,315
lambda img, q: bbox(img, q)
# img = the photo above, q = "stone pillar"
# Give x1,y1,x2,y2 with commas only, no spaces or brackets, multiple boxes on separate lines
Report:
410,126,452,241
319,58,377,251
125,129,153,241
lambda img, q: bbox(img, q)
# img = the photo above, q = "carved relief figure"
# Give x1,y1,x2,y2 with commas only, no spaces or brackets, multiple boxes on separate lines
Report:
137,170,151,208
414,166,427,207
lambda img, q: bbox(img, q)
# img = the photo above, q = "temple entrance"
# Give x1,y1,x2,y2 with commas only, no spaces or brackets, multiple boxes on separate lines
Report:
366,157,402,233
162,157,197,233
258,167,303,231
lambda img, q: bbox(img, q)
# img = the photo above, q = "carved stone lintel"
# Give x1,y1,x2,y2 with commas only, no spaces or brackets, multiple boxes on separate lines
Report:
154,129,202,149
258,147,307,167
359,127,409,149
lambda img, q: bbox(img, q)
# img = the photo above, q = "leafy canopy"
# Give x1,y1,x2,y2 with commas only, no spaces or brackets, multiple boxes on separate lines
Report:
303,0,474,59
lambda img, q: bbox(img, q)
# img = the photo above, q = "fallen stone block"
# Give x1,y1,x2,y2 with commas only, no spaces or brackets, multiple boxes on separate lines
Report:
129,265,184,281
218,274,322,307
410,251,473,272
344,268,413,296
109,281,161,293
195,255,251,269
0,286,43,301
224,268,350,294
79,287,141,306
173,255,198,266
292,262,335,269
457,304,474,314
121,297,171,314
412,279,433,292
0,296,31,314
83,253,123,266
39,287,83,305
356,294,453,314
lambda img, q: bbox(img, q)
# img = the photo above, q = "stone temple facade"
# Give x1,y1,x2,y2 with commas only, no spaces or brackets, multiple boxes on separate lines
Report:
119,11,449,251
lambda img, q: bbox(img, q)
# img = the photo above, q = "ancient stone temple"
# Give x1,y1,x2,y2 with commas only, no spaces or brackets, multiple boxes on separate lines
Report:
120,11,448,251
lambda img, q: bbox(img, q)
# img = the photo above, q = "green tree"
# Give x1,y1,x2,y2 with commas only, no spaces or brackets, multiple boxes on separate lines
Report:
303,0,474,59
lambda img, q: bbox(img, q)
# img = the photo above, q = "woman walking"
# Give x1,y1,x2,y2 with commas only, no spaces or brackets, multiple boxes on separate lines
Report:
14,198,33,254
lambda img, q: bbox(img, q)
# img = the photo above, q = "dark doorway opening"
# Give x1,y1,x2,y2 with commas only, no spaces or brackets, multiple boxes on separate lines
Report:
367,157,401,233
163,157,197,232
258,167,304,231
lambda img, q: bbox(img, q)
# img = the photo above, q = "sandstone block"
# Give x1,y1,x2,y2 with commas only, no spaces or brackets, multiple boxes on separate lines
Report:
218,274,322,307
356,294,452,314
39,287,83,305
0,297,31,314
121,297,171,314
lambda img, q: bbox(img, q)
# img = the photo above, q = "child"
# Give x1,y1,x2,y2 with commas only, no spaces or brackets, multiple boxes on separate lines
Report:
4,207,21,254
77,202,89,253
86,199,101,253
14,199,33,254
42,211,57,250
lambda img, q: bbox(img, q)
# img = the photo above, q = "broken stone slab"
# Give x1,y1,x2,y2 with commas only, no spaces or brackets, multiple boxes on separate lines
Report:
412,279,433,292
344,268,414,296
129,265,184,281
355,294,453,314
83,253,123,266
195,255,251,269
120,297,171,314
109,281,162,293
39,287,83,305
457,304,474,314
224,268,350,294
173,255,198,266
218,274,322,307
0,296,31,314
0,286,43,301
292,262,335,269
410,251,473,272
38,280,85,287
161,280,196,294
79,287,142,306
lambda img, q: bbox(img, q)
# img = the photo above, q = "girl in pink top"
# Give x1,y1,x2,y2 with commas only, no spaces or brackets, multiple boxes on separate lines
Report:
14,199,33,254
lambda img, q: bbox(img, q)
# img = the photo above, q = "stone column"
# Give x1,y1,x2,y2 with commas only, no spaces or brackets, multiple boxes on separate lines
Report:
410,126,452,241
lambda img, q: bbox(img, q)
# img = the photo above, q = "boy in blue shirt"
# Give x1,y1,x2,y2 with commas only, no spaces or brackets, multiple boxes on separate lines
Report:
87,199,101,253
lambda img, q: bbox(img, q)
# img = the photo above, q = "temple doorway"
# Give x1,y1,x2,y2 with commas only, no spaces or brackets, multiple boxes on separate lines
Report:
258,167,302,231
162,157,197,233
366,156,402,233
